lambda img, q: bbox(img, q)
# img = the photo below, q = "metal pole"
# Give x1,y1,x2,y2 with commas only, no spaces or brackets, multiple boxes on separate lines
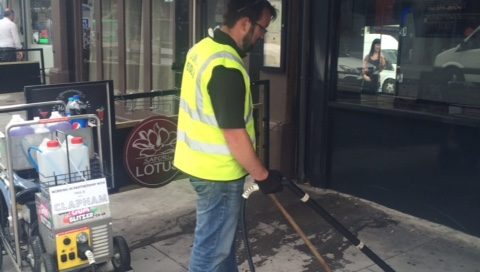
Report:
269,194,332,272
285,180,396,272
192,0,196,43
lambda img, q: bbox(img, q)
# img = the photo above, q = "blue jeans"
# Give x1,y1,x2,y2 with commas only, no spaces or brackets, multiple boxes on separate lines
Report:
189,176,245,272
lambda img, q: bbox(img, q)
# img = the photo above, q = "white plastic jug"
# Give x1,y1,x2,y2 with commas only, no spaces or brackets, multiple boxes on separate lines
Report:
63,136,90,182
29,117,51,162
67,127,94,158
32,117,50,133
37,140,68,184
7,114,35,170
46,111,72,134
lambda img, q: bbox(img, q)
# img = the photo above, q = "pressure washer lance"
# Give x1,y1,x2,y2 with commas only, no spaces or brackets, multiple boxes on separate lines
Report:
269,194,332,272
241,182,332,272
283,179,396,272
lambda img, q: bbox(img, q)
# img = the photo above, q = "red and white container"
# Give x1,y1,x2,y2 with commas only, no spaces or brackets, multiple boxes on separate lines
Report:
37,140,68,184
63,136,90,182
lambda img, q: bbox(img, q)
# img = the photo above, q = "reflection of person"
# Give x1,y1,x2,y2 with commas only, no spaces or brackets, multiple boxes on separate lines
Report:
362,38,386,94
464,25,475,38
44,15,53,44
173,1,282,271
0,9,23,62
31,12,41,43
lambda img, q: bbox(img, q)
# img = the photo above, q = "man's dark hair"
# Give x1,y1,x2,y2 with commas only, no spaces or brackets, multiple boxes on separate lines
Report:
4,9,14,18
223,0,277,28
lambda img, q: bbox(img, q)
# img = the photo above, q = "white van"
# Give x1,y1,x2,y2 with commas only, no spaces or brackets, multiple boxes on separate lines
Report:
434,26,480,83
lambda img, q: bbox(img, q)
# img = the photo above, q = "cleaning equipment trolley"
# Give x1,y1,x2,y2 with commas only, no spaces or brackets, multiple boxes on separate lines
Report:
0,101,131,272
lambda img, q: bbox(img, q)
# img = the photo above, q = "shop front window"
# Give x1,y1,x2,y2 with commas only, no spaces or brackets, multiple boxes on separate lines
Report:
31,0,52,45
83,0,96,80
102,0,119,94
28,0,54,82
152,0,175,90
82,0,178,93
337,0,480,113
125,0,144,93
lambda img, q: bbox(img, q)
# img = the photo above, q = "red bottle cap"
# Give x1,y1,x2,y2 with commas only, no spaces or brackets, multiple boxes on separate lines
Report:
47,140,60,148
70,137,83,144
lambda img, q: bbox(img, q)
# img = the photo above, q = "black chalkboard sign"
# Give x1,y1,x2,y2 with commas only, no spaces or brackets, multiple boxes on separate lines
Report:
0,61,41,93
24,80,116,189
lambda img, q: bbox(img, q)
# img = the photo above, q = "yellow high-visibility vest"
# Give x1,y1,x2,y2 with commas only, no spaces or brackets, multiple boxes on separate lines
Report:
173,37,255,181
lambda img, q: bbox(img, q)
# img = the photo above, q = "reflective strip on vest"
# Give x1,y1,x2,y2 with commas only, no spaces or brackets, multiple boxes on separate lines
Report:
196,51,244,116
180,50,255,143
179,98,218,126
245,108,253,125
177,130,231,155
179,97,254,143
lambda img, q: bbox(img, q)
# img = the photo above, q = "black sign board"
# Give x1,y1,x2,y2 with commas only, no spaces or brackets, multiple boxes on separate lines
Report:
24,80,116,189
0,62,41,93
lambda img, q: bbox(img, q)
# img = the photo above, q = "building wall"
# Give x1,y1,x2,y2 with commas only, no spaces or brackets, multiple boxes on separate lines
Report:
305,0,480,237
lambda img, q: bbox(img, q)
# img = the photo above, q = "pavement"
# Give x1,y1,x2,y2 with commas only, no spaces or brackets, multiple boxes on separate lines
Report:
7,178,480,272
107,178,480,272
2,91,480,271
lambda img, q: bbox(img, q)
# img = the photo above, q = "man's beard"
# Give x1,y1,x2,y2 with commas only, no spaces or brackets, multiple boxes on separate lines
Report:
242,26,256,53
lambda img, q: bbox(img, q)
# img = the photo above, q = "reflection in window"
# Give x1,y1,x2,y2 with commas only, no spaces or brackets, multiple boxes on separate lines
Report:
361,30,398,94
82,0,178,93
29,0,54,82
337,0,480,112
83,0,96,80
263,0,282,68
31,0,52,45
126,0,144,93
152,0,175,90
102,0,119,94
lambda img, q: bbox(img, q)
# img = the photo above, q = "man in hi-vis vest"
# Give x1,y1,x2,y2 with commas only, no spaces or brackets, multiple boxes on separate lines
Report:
174,0,282,271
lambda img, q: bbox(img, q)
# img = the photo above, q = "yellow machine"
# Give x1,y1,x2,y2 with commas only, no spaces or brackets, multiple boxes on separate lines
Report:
54,227,92,270
0,101,131,272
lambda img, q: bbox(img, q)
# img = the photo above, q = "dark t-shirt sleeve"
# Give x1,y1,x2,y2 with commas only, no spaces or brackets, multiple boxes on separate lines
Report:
208,66,246,128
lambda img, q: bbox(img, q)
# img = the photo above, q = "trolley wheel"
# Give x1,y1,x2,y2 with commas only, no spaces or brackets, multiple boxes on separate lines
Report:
40,253,57,272
27,236,57,272
0,235,3,271
28,235,43,271
0,194,8,271
111,236,131,272
0,195,8,234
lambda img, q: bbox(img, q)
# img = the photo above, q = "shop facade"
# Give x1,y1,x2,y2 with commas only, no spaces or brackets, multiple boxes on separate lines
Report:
4,0,479,237
304,0,480,237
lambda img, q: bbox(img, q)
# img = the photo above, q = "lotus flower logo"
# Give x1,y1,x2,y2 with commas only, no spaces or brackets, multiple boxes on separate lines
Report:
124,116,179,187
132,122,177,157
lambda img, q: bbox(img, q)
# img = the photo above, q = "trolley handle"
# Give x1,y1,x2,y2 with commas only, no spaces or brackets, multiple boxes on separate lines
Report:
0,100,65,114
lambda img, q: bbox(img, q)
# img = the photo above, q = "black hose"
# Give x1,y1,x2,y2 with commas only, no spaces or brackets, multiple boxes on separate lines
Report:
284,180,396,272
240,197,256,272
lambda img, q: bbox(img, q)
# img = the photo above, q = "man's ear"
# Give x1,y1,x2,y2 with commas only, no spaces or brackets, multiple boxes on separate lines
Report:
237,17,252,34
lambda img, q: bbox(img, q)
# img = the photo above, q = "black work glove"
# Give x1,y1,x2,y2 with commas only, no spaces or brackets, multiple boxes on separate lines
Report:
255,170,283,194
